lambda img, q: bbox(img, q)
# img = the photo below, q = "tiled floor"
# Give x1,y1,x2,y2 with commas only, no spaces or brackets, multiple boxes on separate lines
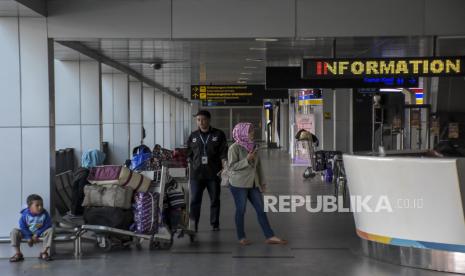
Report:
0,150,455,275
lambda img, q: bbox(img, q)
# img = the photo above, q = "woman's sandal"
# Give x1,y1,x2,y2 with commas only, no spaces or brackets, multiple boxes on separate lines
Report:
39,252,52,261
239,239,252,246
265,238,288,245
9,253,24,262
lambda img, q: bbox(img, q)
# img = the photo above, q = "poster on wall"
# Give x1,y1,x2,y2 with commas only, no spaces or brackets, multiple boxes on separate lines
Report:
293,114,315,165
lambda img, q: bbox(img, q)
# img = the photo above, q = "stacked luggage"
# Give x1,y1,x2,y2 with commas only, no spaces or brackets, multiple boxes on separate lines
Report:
131,192,160,234
82,165,152,231
76,144,194,253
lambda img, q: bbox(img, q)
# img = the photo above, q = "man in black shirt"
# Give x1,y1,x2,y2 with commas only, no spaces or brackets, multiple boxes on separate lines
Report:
187,110,228,232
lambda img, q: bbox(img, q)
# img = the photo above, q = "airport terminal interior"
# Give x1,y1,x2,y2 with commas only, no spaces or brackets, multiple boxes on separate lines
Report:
1,0,465,275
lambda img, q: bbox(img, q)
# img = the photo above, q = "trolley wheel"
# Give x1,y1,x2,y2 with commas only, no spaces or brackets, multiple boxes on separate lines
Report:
135,238,143,250
149,241,171,250
189,234,196,243
303,168,316,179
159,241,173,250
149,241,158,250
98,236,112,252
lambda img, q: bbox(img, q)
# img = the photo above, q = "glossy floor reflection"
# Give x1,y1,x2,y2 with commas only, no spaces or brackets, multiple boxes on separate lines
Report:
0,149,455,275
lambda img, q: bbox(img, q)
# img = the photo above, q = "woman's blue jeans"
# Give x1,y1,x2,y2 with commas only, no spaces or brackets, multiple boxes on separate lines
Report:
229,185,274,240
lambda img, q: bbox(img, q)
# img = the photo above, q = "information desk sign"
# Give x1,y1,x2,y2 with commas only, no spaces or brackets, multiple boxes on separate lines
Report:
302,57,465,79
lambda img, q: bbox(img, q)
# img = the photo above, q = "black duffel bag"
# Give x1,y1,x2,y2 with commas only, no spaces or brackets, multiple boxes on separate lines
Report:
84,207,134,230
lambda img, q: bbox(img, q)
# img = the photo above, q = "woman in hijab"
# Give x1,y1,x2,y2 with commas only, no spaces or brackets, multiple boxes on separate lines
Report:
228,122,287,246
69,149,106,217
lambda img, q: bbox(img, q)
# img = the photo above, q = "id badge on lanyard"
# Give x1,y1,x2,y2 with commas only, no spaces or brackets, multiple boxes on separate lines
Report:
201,156,208,165
199,133,210,165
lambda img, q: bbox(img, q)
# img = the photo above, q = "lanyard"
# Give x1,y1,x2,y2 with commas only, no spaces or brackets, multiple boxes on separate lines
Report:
199,133,210,156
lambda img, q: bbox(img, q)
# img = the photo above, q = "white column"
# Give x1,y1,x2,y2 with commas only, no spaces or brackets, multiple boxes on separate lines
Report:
163,94,172,149
143,86,155,148
0,17,53,236
55,60,101,165
112,74,130,165
129,81,143,151
176,98,183,147
102,72,130,164
102,73,115,162
80,61,101,152
155,90,164,147
170,96,177,148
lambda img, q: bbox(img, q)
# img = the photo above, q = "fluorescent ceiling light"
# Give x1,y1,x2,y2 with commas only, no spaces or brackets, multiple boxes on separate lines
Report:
240,72,252,75
246,58,264,62
243,66,257,69
249,47,267,51
379,88,403,92
299,38,317,41
237,80,247,84
255,38,278,42
239,77,249,80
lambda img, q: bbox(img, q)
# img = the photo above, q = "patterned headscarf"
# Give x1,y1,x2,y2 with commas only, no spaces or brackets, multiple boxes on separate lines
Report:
232,122,255,152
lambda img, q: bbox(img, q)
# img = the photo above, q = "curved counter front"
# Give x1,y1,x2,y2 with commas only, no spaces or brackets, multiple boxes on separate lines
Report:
343,154,465,273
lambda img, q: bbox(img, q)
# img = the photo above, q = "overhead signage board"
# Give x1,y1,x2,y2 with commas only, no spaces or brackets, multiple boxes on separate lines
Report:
302,57,465,79
266,67,418,89
191,85,286,106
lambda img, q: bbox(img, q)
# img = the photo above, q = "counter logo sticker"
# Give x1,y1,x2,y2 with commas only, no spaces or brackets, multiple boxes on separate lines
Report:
212,136,218,142
192,138,197,143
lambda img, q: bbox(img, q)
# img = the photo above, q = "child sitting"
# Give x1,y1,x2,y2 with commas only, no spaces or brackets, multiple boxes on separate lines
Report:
9,194,54,262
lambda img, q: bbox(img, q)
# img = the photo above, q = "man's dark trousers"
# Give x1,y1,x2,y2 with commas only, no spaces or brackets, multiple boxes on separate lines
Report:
190,177,220,229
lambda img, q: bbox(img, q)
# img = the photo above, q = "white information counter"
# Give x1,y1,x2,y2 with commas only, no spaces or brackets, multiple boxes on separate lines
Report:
344,154,465,273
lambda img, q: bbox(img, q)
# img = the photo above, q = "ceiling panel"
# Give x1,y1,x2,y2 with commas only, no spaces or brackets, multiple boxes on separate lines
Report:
54,36,465,97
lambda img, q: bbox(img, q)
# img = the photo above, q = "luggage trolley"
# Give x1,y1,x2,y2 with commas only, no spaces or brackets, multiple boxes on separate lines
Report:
160,160,196,245
295,129,320,179
75,168,173,255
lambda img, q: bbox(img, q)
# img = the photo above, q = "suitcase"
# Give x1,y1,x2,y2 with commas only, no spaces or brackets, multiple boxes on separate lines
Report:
82,184,133,209
84,207,134,230
87,165,151,192
132,192,159,234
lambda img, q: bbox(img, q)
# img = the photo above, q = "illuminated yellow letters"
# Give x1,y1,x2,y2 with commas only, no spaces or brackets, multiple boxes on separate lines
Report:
409,60,422,74
423,60,429,74
395,61,408,74
351,61,364,75
379,61,395,74
430,60,444,74
366,61,379,74
446,59,461,73
326,62,337,75
338,61,349,75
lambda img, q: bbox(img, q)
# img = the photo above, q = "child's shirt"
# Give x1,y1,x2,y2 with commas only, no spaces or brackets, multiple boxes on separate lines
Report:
18,208,52,239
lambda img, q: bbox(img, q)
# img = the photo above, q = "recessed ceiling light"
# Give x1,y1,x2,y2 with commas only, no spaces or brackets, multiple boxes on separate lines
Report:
246,58,264,62
255,38,278,42
249,47,267,51
240,72,252,75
